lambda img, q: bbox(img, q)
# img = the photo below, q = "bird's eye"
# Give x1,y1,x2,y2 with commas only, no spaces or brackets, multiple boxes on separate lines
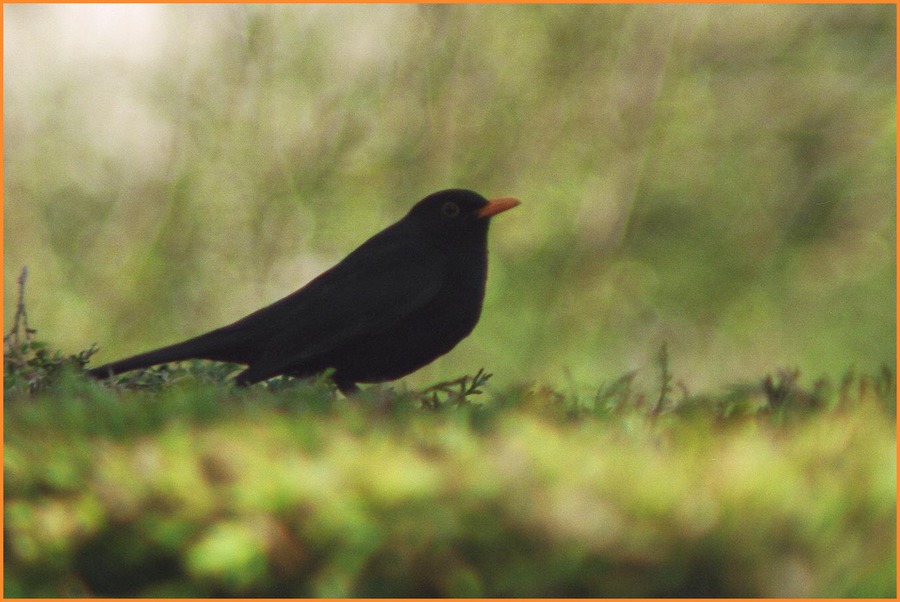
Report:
441,202,461,218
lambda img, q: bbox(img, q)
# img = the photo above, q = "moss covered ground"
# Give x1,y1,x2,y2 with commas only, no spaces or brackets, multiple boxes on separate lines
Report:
4,359,895,597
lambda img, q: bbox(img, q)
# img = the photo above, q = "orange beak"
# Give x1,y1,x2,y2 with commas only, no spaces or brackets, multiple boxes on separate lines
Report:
478,197,521,219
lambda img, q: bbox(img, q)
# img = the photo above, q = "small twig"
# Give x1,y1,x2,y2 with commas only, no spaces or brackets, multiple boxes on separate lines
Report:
419,368,492,408
4,266,35,353
650,342,672,416
422,375,469,395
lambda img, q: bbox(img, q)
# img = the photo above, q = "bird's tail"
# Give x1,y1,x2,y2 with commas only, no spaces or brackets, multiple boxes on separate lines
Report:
86,341,203,379
86,328,250,379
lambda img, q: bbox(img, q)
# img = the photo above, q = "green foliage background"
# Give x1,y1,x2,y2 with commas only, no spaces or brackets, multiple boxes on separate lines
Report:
4,4,895,389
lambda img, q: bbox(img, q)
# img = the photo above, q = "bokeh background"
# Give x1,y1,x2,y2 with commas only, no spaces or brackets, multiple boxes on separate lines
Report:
4,4,895,390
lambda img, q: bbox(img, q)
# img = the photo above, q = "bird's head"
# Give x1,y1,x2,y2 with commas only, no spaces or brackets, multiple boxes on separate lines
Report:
405,189,520,243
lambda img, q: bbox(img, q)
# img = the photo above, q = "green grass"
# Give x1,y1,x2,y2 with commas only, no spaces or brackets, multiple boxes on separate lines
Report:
4,347,895,597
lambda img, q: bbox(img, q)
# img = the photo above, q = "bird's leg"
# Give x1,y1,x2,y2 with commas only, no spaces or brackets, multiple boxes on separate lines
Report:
336,380,361,397
334,380,395,414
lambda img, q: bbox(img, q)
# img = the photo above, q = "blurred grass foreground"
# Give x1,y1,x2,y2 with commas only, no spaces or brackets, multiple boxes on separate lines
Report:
3,365,896,597
2,4,896,598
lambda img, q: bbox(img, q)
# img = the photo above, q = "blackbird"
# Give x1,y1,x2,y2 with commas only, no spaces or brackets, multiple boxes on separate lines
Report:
88,189,520,394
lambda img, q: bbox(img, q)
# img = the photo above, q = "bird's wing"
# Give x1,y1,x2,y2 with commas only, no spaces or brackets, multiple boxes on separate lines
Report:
223,231,447,379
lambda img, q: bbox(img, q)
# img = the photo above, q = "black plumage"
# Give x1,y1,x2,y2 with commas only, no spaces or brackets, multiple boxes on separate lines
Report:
88,189,520,394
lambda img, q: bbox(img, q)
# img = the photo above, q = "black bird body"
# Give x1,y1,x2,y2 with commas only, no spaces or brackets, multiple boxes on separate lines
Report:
88,189,519,393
